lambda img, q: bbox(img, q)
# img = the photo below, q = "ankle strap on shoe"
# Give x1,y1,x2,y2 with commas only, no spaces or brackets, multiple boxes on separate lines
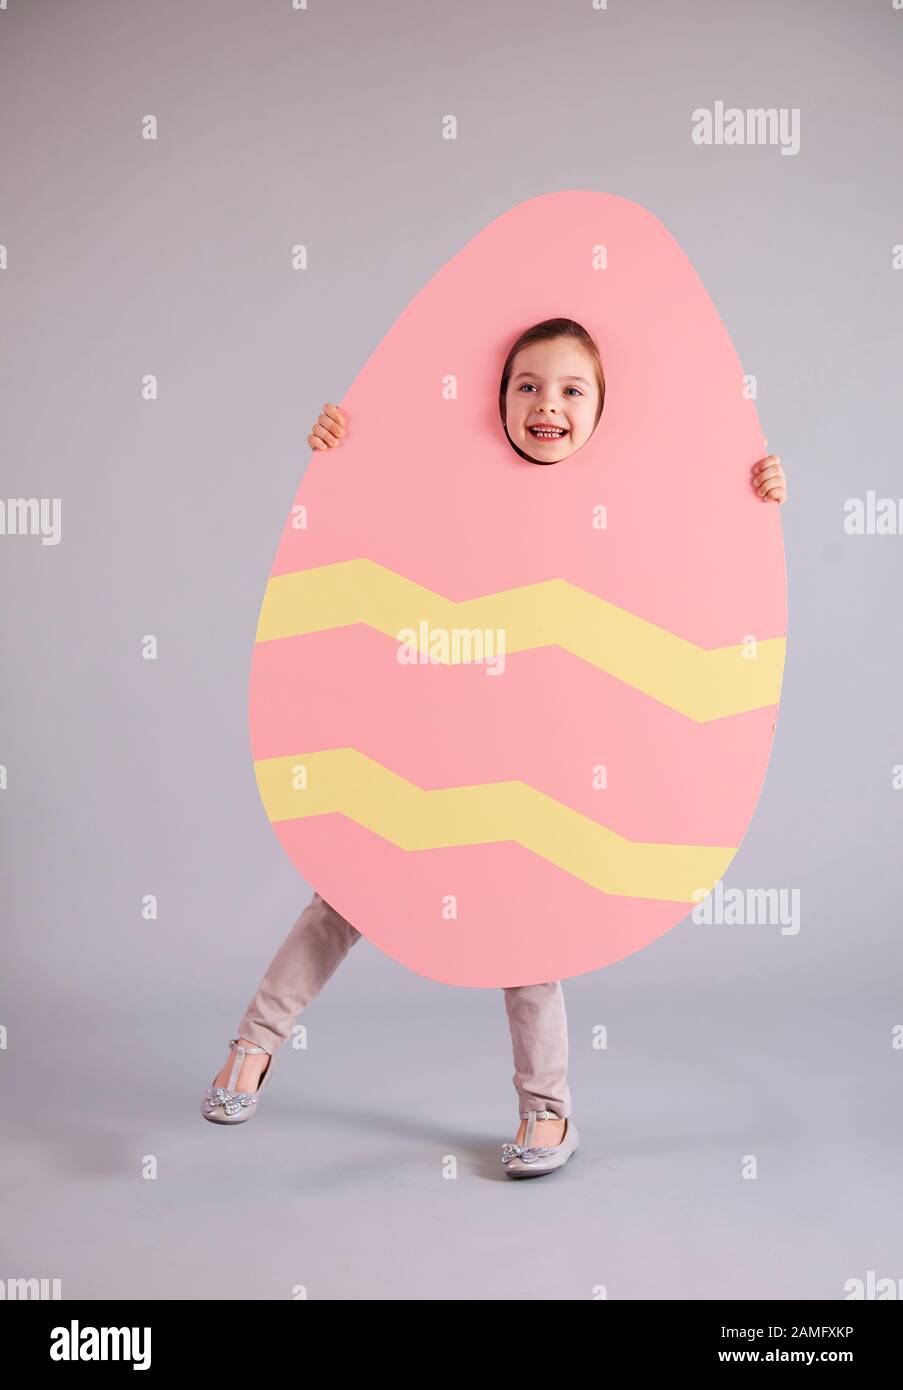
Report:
226,1039,270,1094
520,1108,559,1149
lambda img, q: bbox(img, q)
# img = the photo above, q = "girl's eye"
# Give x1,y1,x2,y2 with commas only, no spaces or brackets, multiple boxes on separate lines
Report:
517,383,583,396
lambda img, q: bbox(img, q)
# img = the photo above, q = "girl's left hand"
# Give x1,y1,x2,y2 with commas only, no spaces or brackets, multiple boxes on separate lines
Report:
753,439,787,503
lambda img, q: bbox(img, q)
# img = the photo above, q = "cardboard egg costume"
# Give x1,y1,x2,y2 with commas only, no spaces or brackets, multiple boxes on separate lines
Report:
248,190,786,987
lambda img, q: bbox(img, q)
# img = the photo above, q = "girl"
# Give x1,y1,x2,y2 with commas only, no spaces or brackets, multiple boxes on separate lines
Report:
201,318,787,1178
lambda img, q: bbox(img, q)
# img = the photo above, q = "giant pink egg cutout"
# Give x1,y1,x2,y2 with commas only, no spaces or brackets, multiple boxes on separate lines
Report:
248,190,787,988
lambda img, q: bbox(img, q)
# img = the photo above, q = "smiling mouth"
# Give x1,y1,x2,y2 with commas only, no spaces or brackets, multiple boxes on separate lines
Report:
527,425,568,441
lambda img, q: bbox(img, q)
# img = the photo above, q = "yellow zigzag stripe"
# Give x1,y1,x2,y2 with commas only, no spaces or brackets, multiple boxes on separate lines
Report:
256,560,785,722
254,748,737,902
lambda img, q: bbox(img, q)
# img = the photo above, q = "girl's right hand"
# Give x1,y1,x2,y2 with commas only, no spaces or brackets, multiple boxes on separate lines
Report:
308,403,346,452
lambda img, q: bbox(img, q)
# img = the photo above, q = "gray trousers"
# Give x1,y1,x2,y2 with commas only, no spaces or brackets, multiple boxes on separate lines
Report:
238,891,571,1119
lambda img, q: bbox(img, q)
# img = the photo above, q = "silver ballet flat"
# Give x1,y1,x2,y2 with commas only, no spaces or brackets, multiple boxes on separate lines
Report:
501,1108,579,1178
201,1038,273,1125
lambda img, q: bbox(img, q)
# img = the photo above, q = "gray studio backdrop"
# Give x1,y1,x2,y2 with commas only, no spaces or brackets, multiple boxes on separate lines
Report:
1,0,901,1301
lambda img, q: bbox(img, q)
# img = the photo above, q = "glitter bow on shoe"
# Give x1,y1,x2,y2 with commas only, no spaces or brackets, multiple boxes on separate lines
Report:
203,1086,258,1118
501,1142,557,1166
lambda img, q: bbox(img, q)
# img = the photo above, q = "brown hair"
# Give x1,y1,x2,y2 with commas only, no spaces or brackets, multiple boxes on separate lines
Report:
498,317,605,432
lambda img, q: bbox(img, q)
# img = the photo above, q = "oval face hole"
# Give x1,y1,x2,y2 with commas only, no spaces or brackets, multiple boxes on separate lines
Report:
499,320,605,465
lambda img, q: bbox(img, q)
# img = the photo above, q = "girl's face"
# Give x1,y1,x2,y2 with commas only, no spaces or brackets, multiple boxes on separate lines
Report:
503,337,601,464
